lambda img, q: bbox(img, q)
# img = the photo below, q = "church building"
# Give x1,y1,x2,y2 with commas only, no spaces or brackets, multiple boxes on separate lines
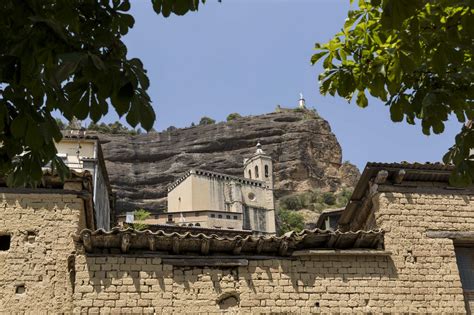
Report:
152,143,276,234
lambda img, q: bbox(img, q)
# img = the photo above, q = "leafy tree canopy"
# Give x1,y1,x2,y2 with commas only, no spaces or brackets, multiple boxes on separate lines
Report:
0,0,208,186
199,116,216,125
312,0,473,186
277,208,305,235
226,112,242,121
87,120,142,135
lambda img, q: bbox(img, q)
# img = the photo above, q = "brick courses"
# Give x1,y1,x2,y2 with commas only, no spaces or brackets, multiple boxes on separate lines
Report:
1,187,473,313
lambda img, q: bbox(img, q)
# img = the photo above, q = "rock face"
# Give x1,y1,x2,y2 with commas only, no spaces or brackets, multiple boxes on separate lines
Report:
100,110,359,214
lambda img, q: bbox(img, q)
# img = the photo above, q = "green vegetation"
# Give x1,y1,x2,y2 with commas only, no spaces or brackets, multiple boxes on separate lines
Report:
199,116,216,126
277,188,353,235
277,208,305,235
313,0,473,186
0,0,210,187
87,121,142,135
226,113,242,121
132,209,151,231
279,188,353,213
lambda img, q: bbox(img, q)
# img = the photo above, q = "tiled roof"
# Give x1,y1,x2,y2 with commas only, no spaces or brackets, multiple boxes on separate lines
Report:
366,161,454,171
78,227,384,257
168,169,266,192
352,162,455,201
339,161,461,232
125,223,253,237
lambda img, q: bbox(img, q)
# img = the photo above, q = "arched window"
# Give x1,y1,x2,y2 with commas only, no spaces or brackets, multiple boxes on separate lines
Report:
265,165,269,178
195,223,201,227
255,166,259,178
248,169,252,178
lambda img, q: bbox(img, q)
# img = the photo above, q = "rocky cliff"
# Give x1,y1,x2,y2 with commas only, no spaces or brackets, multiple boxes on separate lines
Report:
99,109,359,214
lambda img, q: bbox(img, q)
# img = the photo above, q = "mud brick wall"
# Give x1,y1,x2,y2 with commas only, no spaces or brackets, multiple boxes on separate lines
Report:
1,189,473,313
73,254,397,314
0,193,86,313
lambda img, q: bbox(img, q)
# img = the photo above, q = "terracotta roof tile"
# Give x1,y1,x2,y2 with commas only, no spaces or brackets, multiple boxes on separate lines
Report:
78,227,384,256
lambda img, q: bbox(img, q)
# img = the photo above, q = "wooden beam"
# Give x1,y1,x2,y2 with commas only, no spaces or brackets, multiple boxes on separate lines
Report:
232,239,245,255
200,239,210,255
84,253,292,260
82,231,93,252
172,237,180,254
378,185,474,195
162,258,249,267
426,231,474,239
255,239,264,254
0,187,91,198
326,234,340,248
278,240,289,256
374,170,389,184
121,234,131,253
393,169,406,184
292,249,392,257
148,236,156,251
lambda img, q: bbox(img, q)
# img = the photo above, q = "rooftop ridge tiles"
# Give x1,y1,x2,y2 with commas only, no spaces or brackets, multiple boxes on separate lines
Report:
84,227,286,241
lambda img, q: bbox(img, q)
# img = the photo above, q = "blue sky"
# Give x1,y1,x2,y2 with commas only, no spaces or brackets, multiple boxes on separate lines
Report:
103,0,460,170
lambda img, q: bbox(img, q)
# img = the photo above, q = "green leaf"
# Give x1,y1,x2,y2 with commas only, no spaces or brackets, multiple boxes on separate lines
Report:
117,0,131,11
25,119,43,150
311,52,328,65
356,90,368,108
89,54,106,71
381,0,420,30
390,99,403,122
399,50,416,73
152,0,162,14
432,120,445,134
11,116,27,139
112,82,134,117
56,61,79,83
432,46,447,75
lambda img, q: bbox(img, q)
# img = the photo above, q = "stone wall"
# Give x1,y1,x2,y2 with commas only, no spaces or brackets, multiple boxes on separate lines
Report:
371,189,474,312
2,187,473,313
0,192,87,313
73,254,396,314
70,188,473,313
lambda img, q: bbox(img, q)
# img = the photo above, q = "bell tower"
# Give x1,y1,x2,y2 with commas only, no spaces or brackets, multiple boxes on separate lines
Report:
243,142,273,188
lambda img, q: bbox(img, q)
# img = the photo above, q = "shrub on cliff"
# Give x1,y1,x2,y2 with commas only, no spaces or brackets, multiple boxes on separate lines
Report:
226,113,242,121
279,195,304,211
199,116,216,125
322,192,336,205
277,208,305,234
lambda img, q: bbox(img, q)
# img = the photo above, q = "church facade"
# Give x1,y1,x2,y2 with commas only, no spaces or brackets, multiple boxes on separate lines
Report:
150,143,276,234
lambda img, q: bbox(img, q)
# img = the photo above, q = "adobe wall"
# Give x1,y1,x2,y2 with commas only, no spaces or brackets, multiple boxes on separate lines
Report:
0,192,86,313
1,187,472,313
371,189,474,312
71,189,474,314
73,254,397,314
